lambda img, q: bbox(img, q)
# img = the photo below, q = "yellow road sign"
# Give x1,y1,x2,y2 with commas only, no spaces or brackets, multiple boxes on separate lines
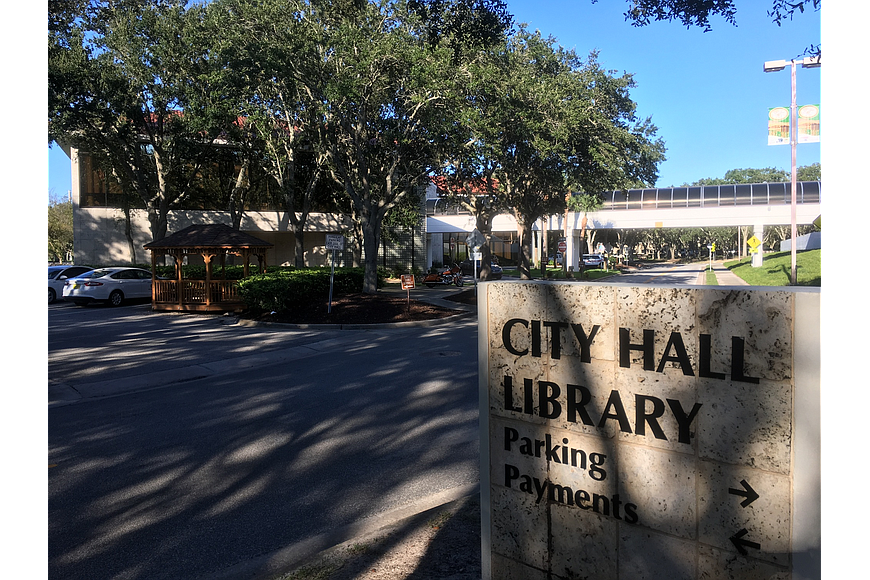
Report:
747,235,761,249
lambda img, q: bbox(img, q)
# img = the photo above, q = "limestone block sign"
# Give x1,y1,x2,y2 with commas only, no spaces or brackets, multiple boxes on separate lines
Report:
478,282,820,580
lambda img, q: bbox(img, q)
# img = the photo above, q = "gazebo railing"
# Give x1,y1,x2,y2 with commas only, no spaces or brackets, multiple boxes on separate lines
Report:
153,279,244,308
153,279,178,302
209,280,242,303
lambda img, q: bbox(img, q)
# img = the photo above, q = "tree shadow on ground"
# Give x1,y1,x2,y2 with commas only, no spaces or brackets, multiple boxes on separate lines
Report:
303,494,481,580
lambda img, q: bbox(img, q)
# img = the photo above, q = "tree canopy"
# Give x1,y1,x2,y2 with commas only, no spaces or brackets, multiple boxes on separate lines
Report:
602,0,821,55
689,162,820,185
49,0,220,241
50,0,667,290
438,27,665,278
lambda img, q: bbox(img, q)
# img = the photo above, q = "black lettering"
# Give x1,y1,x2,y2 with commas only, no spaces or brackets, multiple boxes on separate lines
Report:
699,334,726,379
667,398,703,444
519,437,533,455
543,321,569,359
598,390,632,434
588,453,607,481
531,319,542,358
539,381,561,419
505,463,519,487
619,328,655,370
567,384,594,425
523,377,534,414
570,323,600,363
502,319,528,356
656,332,695,376
592,493,610,515
545,434,562,463
519,474,534,494
731,336,760,384
635,394,667,440
504,426,519,450
623,502,639,524
504,467,639,524
503,376,523,413
612,493,623,520
534,477,547,503
549,483,574,505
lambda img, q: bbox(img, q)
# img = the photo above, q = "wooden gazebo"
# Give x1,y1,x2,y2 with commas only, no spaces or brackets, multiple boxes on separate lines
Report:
144,224,273,312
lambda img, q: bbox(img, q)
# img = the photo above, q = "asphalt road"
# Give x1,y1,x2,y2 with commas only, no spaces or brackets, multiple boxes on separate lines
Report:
593,261,706,286
48,302,480,580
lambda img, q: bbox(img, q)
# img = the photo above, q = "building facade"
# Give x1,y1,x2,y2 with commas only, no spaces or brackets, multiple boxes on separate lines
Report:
66,146,821,272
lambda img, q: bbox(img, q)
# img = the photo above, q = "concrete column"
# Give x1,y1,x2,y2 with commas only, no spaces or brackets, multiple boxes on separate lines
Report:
566,212,578,271
752,223,765,267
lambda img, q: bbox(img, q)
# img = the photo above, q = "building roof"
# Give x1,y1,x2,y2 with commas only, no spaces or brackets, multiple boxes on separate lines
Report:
144,224,273,249
431,176,500,196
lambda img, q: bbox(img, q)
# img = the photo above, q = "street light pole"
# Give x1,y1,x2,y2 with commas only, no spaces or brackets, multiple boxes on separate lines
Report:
764,56,820,285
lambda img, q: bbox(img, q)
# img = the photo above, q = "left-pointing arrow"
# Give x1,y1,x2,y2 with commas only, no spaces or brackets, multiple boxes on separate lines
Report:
730,528,761,556
728,479,759,507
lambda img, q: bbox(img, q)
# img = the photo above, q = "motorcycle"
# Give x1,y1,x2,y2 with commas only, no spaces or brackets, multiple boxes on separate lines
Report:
423,264,464,288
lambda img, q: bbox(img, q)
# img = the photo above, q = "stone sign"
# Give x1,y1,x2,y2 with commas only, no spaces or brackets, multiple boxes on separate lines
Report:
478,282,820,580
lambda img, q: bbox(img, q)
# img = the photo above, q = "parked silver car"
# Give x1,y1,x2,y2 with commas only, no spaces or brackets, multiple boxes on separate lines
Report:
49,265,93,304
63,267,153,307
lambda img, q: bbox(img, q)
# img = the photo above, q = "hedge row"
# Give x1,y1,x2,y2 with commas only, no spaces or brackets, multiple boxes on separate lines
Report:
237,267,386,313
152,264,295,280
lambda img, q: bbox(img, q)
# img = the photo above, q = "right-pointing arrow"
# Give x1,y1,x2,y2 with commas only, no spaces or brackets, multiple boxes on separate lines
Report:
730,528,761,556
728,479,759,507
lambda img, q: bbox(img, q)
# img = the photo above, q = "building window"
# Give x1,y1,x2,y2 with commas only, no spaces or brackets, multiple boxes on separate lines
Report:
79,153,125,207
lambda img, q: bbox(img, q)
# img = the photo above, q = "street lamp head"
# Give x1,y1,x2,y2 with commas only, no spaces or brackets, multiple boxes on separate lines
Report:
763,59,788,72
801,56,821,68
764,57,821,72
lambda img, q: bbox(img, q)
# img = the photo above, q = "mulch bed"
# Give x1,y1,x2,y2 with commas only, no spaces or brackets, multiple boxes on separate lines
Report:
239,289,477,325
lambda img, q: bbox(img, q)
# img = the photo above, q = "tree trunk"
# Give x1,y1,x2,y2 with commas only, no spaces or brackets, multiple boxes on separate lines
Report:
148,200,169,242
294,230,306,267
360,207,382,294
229,160,250,231
124,207,136,264
515,217,533,280
476,211,495,280
352,220,363,267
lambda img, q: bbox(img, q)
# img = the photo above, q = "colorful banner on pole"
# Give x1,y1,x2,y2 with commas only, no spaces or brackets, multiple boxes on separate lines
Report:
768,105,820,145
768,107,790,145
797,104,820,143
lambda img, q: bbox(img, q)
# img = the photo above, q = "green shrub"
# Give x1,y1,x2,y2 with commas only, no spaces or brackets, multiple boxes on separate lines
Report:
154,264,296,280
237,267,383,313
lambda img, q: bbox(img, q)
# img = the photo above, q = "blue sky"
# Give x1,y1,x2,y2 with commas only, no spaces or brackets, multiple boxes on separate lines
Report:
47,0,822,196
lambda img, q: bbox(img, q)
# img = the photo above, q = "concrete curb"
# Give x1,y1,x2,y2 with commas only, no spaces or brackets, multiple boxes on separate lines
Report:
230,284,478,331
233,308,475,331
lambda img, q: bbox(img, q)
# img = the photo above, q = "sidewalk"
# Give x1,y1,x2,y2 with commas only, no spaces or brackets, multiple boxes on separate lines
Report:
696,261,749,286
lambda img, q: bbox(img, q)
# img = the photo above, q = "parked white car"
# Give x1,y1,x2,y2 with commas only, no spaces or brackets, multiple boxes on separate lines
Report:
582,254,606,269
63,267,153,307
49,265,93,304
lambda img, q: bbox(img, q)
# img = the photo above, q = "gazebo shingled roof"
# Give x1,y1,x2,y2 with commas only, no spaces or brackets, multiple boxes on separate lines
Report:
144,223,273,250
